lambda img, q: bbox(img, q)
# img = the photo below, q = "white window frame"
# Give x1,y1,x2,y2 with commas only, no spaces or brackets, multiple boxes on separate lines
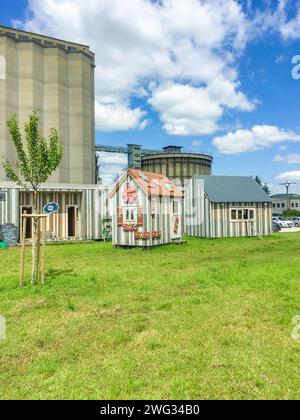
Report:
123,206,138,224
230,208,256,223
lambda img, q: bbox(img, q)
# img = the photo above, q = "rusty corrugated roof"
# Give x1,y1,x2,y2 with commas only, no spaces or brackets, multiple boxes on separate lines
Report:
110,169,183,198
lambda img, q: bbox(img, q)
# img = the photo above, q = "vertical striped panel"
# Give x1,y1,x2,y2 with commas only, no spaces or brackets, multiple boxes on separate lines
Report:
111,175,183,247
184,179,273,239
0,185,110,242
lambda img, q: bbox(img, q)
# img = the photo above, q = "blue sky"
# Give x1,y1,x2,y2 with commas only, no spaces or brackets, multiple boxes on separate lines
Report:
2,0,300,190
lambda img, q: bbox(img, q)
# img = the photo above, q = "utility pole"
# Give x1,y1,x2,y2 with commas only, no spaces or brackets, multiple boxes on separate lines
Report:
279,181,296,211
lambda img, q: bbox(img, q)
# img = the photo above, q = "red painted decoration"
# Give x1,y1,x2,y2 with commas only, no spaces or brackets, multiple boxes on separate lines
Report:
117,207,123,226
122,186,137,204
137,206,143,226
174,216,180,234
135,231,161,240
123,224,138,232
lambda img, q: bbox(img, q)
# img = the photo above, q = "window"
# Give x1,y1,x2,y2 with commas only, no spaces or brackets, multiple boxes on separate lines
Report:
231,210,237,220
173,201,179,214
123,207,137,223
32,37,42,44
230,208,255,222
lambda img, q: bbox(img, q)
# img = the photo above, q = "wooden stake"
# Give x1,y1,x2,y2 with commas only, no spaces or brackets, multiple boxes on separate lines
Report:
40,217,46,285
36,217,41,283
250,222,264,241
19,211,27,288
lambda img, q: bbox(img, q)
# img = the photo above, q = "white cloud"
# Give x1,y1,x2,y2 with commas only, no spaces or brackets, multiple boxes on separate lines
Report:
149,79,254,135
192,140,203,147
279,145,288,151
16,0,253,134
277,170,300,181
279,1,300,40
213,125,300,154
97,152,127,166
252,0,300,41
139,119,150,130
95,102,146,132
274,154,300,164
97,152,127,185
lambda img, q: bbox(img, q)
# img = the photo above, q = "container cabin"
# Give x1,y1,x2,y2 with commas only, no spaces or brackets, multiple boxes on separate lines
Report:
185,176,273,238
0,182,109,241
110,170,183,247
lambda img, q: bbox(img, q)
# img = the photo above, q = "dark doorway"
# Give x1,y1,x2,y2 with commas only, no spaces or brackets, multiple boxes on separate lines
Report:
21,206,33,239
67,206,76,237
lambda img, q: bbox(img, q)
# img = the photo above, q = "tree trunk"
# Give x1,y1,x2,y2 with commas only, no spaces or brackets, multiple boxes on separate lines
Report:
31,190,40,285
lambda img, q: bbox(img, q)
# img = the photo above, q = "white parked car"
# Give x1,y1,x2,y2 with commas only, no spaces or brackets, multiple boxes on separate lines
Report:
291,217,300,227
273,216,293,229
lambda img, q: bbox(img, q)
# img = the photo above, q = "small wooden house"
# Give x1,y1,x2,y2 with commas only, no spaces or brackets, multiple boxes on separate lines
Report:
185,176,273,238
0,182,109,241
110,169,183,247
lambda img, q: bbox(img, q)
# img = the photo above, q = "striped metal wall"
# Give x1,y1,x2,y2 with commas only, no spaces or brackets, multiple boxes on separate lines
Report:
0,185,109,241
185,178,273,238
111,174,182,247
0,187,19,226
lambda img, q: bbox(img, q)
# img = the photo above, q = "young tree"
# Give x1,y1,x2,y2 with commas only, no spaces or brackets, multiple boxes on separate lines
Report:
2,112,63,284
255,176,271,196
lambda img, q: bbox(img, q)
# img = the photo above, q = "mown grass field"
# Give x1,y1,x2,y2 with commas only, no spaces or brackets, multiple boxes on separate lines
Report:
1,233,300,400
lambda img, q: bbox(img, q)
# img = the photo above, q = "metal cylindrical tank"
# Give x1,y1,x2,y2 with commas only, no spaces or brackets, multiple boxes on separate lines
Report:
141,148,213,186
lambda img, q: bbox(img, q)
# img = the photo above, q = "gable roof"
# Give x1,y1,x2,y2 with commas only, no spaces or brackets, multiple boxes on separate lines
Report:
110,169,183,198
194,176,272,203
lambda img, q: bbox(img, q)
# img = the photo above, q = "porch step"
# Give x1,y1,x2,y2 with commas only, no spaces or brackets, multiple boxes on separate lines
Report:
173,239,187,245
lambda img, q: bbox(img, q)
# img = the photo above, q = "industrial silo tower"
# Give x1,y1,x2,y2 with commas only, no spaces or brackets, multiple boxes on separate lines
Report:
141,146,213,186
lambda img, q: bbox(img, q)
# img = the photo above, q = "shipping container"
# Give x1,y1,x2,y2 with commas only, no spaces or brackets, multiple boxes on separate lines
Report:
0,182,109,241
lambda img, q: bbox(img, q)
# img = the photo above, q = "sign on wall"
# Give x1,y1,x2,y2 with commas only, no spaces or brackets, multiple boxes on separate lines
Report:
0,224,18,246
43,202,59,215
0,193,6,202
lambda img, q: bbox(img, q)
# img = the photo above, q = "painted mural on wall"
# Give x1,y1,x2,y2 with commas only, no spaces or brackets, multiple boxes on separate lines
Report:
110,170,183,247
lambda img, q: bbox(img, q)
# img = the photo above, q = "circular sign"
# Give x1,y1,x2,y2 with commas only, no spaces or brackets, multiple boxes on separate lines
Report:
44,202,59,215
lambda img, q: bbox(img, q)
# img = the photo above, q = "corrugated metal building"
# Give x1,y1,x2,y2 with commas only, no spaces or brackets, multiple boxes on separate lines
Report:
0,185,19,226
185,176,273,238
141,146,213,186
0,182,109,241
110,170,183,247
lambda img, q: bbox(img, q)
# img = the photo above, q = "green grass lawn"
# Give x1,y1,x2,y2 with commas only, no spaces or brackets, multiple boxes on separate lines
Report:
1,234,300,400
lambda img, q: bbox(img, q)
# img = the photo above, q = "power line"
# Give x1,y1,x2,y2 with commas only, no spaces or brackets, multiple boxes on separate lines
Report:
279,181,297,210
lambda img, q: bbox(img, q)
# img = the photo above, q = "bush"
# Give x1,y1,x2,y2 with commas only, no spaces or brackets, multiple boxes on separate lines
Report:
283,209,300,218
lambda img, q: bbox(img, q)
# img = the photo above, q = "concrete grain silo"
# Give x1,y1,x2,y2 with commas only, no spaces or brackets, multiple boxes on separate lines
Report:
0,25,95,184
0,26,111,242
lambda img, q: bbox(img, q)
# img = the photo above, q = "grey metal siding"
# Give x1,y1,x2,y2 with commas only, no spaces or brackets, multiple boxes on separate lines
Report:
0,187,19,225
184,178,273,238
0,184,109,241
111,175,182,247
